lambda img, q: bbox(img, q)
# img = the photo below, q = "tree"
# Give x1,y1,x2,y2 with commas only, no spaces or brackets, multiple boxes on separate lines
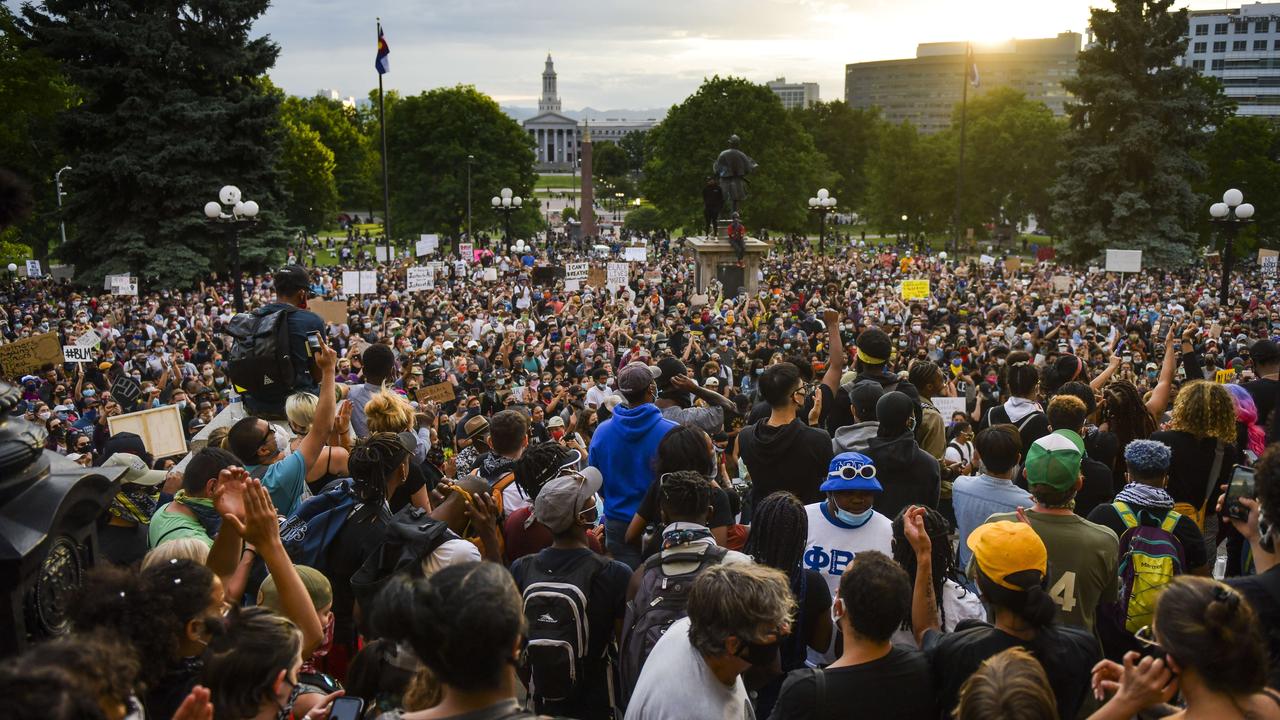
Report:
957,87,1065,232
22,0,291,286
592,141,629,182
864,121,954,236
278,117,338,233
1049,0,1233,265
643,76,828,232
384,85,536,244
794,101,881,213
282,95,378,212
1198,116,1280,251
619,130,648,175
623,205,665,234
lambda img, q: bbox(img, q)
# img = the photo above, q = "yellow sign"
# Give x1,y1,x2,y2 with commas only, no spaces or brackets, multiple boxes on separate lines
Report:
901,279,931,300
1215,369,1236,385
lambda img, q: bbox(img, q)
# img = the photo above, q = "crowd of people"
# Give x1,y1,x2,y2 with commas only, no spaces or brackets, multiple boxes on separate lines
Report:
3,230,1280,720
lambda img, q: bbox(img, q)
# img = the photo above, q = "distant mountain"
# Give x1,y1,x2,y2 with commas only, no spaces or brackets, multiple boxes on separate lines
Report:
501,105,670,122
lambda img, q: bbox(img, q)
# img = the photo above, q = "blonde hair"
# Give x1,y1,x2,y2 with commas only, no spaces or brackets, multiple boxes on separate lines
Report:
142,538,210,569
955,647,1059,720
1170,380,1238,445
285,392,319,432
206,426,230,451
366,387,416,433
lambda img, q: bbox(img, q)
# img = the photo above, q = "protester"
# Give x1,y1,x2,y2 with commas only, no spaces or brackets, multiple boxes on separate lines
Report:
737,362,833,511
954,647,1059,720
953,424,1033,570
865,390,940,519
890,505,983,647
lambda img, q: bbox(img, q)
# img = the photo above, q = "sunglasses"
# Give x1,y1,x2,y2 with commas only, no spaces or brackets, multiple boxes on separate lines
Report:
827,463,877,481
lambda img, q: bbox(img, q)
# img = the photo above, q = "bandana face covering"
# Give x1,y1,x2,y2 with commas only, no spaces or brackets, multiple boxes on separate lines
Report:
108,484,159,525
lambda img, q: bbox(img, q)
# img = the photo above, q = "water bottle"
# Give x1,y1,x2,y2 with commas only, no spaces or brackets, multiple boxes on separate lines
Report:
1213,555,1227,580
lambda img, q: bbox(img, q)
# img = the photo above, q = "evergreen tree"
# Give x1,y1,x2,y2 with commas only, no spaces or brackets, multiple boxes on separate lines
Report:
1050,0,1232,265
22,0,290,287
794,101,882,214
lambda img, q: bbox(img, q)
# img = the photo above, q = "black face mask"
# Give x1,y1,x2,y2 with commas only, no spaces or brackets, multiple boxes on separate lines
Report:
736,639,779,667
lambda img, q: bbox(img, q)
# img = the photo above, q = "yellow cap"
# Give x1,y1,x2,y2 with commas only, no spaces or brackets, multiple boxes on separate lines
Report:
966,521,1047,591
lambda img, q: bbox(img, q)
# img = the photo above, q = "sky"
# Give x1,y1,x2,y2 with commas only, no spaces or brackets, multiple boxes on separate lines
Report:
254,0,1234,109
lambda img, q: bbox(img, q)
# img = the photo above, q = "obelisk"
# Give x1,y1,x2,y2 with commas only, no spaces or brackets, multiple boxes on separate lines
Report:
580,122,597,240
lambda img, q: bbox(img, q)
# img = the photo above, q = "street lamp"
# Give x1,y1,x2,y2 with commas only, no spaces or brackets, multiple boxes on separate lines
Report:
54,166,72,248
614,192,624,223
203,185,260,313
807,188,837,254
490,187,522,253
1209,188,1255,306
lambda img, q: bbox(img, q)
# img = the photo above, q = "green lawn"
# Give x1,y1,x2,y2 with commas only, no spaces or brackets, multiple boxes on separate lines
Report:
535,174,577,190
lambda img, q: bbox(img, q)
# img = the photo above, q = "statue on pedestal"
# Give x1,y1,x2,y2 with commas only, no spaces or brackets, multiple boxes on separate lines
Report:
713,135,757,216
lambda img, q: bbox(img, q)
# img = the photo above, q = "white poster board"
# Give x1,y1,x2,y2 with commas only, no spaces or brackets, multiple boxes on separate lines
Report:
932,397,967,425
1105,249,1143,273
458,242,473,260
564,279,580,291
375,246,388,262
342,270,378,295
607,262,629,291
63,345,95,363
1261,249,1278,274
108,404,187,459
25,260,42,277
979,254,995,265
75,330,101,349
104,273,130,290
416,234,439,256
565,262,589,281
406,266,434,292
482,268,498,282
623,246,648,262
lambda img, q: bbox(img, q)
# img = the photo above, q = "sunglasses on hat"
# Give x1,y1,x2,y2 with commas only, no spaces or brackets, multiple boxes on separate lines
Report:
828,463,877,481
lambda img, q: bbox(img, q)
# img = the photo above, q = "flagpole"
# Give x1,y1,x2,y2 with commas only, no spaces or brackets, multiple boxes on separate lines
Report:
953,42,970,254
377,18,392,265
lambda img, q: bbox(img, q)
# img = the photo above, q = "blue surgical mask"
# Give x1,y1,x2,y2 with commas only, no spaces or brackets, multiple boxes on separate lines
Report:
832,504,875,528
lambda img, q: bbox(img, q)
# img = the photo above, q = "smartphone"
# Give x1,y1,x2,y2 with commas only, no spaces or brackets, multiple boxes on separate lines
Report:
329,697,364,720
1225,465,1256,522
306,331,323,355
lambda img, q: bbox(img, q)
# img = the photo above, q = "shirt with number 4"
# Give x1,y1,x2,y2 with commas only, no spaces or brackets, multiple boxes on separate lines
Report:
985,510,1118,634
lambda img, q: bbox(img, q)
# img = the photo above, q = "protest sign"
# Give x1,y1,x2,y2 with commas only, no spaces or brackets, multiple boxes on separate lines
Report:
342,271,378,295
310,300,349,325
643,271,663,285
104,273,128,290
416,234,439,256
1261,249,1278,274
1215,368,1236,385
0,332,63,375
63,345,95,363
110,375,143,405
565,262,588,281
406,266,434,292
1051,275,1072,293
607,262,629,291
482,268,498,282
375,246,389,262
979,254,995,265
416,382,456,404
75,330,101,349
1105,249,1142,273
624,246,648,262
691,294,709,308
108,405,186,459
1004,257,1022,274
50,264,75,280
587,267,607,288
458,242,473,260
531,266,564,286
24,260,41,278
932,397,966,424
564,279,580,291
901,279,930,300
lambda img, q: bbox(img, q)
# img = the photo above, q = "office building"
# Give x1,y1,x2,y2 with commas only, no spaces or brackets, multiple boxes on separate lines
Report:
845,32,1081,134
767,77,820,109
1181,2,1280,119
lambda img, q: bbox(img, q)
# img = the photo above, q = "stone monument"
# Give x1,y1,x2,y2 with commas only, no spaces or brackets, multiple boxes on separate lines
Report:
690,135,768,295
579,123,597,241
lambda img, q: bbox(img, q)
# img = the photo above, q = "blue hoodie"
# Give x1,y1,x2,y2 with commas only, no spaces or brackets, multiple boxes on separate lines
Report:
588,402,677,522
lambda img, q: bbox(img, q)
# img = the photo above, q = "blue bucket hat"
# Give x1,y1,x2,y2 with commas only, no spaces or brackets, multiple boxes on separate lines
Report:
821,451,882,493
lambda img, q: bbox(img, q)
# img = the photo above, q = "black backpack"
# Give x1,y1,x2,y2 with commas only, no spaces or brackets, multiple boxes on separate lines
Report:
618,544,728,706
350,505,456,601
226,306,297,394
519,551,612,703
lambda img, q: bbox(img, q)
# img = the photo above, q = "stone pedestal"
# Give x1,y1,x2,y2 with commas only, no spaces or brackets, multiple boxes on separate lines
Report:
687,234,770,296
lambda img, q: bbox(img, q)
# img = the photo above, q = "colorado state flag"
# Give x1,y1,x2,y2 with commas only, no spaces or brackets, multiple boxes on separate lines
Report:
376,26,390,75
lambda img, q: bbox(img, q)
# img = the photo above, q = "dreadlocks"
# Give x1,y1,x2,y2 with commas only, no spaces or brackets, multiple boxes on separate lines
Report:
514,441,574,501
744,491,808,578
348,433,411,506
658,470,711,523
892,505,961,632
1102,380,1157,474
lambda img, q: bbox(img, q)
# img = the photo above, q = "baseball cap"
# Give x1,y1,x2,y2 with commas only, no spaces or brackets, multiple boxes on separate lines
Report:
103,452,169,486
656,357,687,389
967,521,1048,591
464,415,491,440
1025,431,1083,491
259,565,333,612
850,381,885,420
704,376,720,387
532,466,603,533
97,361,113,371
273,264,312,294
546,415,565,429
617,361,660,396
821,451,882,493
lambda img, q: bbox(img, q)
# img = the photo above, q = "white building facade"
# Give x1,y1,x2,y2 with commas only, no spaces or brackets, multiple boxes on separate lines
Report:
767,77,820,109
1181,2,1280,119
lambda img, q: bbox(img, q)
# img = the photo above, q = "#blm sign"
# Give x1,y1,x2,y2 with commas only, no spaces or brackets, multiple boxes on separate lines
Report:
901,279,931,300
0,332,63,375
1104,249,1143,273
406,266,434,292
416,382,456,404
63,345,95,363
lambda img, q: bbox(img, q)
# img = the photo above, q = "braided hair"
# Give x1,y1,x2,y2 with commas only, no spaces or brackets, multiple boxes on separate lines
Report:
892,506,962,632
744,491,808,577
658,470,711,523
349,433,412,506
513,441,574,501
1102,380,1156,473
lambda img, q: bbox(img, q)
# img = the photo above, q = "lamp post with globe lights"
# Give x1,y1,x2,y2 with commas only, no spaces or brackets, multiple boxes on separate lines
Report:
490,187,522,254
808,189,837,254
1209,188,1255,307
203,185,259,313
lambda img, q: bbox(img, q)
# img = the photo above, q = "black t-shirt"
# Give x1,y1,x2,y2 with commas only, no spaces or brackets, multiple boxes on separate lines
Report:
325,505,388,646
97,520,149,566
1229,565,1280,690
1085,428,1120,474
635,478,734,529
388,458,436,513
1149,430,1240,510
1072,456,1115,518
923,623,1099,720
767,646,936,720
1086,501,1209,571
738,418,834,513
1244,377,1280,429
509,547,632,718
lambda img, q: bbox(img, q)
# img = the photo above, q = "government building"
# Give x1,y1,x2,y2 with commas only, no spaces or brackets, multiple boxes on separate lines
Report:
1180,2,1280,119
844,32,1081,134
522,54,659,171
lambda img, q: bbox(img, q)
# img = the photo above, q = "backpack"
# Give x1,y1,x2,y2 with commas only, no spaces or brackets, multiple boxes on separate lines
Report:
350,505,455,600
278,479,359,572
618,544,728,705
519,551,612,703
1111,501,1186,633
226,306,297,394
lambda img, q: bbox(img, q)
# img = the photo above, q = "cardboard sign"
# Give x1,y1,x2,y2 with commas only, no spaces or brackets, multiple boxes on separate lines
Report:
1261,249,1278,274
624,246,648,262
24,260,41,277
310,299,349,325
375,246,389,262
108,404,187,459
416,234,439,256
406,266,434,292
643,271,663,285
1004,257,1022,274
50,264,75,280
1051,275,1072,293
607,262,629,291
587,267,607,288
1105,249,1142,273
691,294,709,308
1215,368,1236,384
63,345,95,363
932,397,967,424
901,279,931,300
482,268,498,282
0,331,63,375
458,242,473,260
110,374,143,405
416,381,456,404
75,330,101,349
531,266,564,286
565,262,589,281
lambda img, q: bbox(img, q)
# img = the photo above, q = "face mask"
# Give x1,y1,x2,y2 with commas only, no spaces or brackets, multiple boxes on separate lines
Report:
754,368,763,376
832,503,875,528
37,411,50,421
275,679,302,720
735,638,780,667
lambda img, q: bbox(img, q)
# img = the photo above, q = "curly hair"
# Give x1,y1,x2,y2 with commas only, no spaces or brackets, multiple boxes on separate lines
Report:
12,631,140,717
1170,381,1238,445
658,470,712,522
1123,439,1172,481
513,441,574,501
687,563,797,656
1102,380,1157,471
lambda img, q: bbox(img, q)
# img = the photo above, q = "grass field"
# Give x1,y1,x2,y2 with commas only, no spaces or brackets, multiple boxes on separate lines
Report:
535,174,576,190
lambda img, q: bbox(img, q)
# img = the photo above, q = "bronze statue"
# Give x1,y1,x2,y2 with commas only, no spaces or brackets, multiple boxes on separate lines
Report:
713,134,757,216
